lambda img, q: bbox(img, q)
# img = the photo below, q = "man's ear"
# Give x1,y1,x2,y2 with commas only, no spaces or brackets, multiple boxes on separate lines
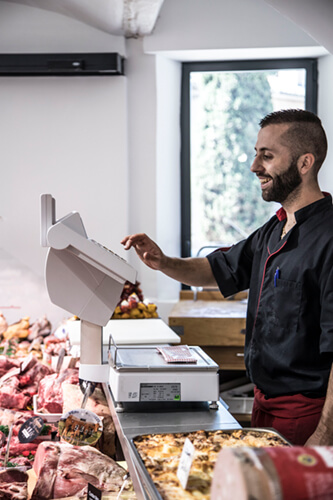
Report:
297,153,315,175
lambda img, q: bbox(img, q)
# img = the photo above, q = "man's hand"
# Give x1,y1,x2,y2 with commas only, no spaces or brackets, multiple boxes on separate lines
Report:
121,233,167,271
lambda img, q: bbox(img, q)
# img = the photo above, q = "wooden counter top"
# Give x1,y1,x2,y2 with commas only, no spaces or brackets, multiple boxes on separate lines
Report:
169,298,247,347
168,291,247,370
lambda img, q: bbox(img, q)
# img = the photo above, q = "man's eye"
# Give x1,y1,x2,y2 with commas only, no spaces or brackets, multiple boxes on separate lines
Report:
263,155,272,160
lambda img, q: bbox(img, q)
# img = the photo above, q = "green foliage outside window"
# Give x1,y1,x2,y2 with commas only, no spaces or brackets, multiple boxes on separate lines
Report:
191,71,275,247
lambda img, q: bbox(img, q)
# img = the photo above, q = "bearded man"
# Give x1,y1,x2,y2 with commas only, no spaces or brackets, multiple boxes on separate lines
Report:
122,109,333,445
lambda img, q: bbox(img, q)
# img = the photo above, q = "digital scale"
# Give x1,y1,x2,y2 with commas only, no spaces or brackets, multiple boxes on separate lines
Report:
108,339,219,411
41,194,220,410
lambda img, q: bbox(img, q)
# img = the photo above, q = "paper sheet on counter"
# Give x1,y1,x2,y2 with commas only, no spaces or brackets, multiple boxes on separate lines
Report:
66,318,180,346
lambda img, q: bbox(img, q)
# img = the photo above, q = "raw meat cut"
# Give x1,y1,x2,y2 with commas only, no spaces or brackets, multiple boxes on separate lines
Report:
0,408,54,466
43,336,70,356
0,382,31,410
2,435,40,456
32,442,61,499
28,315,52,341
0,468,28,500
32,442,127,499
0,355,53,410
0,355,19,377
37,368,79,414
0,408,33,430
19,355,53,395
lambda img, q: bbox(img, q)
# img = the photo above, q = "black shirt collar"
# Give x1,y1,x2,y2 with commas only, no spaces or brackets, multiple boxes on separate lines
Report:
276,193,332,223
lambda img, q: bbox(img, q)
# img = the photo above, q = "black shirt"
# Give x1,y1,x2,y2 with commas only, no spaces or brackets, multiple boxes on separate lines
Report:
207,195,333,398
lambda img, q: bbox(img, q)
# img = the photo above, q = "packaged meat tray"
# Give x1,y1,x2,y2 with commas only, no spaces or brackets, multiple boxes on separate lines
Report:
33,395,62,423
131,428,291,500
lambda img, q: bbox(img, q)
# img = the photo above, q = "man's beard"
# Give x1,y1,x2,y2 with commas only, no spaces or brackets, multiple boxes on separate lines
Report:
261,157,302,203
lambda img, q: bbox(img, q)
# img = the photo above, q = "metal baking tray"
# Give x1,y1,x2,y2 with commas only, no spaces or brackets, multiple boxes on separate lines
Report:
129,428,291,500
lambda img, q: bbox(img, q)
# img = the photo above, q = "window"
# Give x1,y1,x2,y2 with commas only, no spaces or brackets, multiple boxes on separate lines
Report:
181,59,318,258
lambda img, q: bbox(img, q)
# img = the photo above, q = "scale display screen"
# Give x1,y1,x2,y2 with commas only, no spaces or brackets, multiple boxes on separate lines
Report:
140,383,181,402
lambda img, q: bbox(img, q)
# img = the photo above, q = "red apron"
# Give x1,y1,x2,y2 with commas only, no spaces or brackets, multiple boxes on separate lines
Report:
251,386,325,445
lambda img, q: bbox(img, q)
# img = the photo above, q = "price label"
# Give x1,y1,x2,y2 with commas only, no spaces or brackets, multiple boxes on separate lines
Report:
177,438,195,490
58,409,103,447
87,483,102,500
18,416,45,443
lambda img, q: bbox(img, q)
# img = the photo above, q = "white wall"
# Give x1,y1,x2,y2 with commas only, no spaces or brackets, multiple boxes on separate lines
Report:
0,1,125,53
124,42,182,321
0,1,129,326
318,55,333,194
155,54,182,318
0,75,130,325
0,0,332,328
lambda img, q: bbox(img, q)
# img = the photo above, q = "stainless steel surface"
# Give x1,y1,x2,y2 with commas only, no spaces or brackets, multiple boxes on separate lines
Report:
103,382,240,500
112,400,240,438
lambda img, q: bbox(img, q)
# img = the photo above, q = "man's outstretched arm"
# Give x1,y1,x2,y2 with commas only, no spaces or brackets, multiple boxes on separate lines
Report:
121,233,217,287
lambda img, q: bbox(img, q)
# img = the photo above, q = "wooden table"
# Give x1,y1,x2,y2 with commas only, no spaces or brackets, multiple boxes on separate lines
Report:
168,290,247,370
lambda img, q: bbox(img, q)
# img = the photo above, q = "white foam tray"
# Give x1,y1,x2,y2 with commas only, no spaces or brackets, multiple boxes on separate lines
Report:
33,395,62,423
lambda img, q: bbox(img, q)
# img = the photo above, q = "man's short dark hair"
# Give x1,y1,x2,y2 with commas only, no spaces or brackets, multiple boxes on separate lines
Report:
259,109,327,173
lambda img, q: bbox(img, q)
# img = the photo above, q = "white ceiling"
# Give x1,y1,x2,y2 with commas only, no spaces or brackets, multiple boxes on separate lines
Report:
2,0,165,37
264,0,333,55
2,0,333,56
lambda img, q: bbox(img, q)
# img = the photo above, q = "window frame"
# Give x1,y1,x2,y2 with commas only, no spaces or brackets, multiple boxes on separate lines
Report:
180,58,318,259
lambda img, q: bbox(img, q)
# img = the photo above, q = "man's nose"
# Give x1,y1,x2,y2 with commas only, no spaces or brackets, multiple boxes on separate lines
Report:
250,156,259,173
250,154,264,174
